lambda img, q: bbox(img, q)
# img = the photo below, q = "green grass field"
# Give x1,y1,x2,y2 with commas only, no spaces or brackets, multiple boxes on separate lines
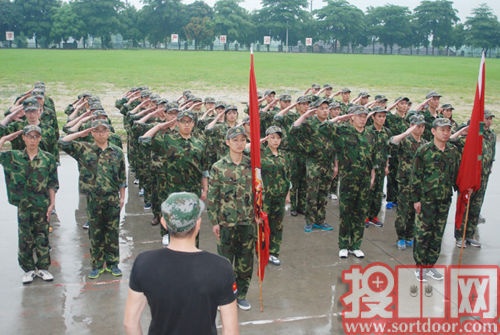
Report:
1,49,499,128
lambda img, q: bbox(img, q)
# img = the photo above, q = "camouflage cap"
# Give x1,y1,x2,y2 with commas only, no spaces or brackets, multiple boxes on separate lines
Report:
215,101,226,109
242,116,250,124
177,110,195,120
279,94,292,101
92,109,108,117
329,101,341,109
31,88,45,98
426,91,442,99
372,106,388,114
311,83,321,89
264,90,276,96
484,110,495,118
349,105,368,115
396,96,410,102
409,114,425,125
341,88,351,93
140,90,152,98
23,97,40,111
190,96,203,103
78,92,92,99
166,103,180,113
432,117,452,128
91,119,110,129
374,94,388,102
441,103,454,110
226,126,247,139
323,83,333,89
33,81,45,90
265,125,283,137
224,105,238,114
358,92,370,98
182,90,192,96
89,102,104,111
23,124,42,135
315,98,331,106
297,96,311,104
204,97,216,103
157,98,169,106
161,192,205,233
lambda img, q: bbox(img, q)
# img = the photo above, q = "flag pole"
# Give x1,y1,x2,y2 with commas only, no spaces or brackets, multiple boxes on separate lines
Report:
458,190,472,266
258,220,264,311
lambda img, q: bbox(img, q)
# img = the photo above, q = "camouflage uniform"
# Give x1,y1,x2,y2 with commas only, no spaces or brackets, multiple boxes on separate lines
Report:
59,139,127,270
392,135,427,241
140,130,207,236
274,111,306,213
384,112,409,204
455,125,496,240
411,141,460,266
290,116,334,226
207,154,255,300
322,120,376,250
261,145,289,257
204,122,231,168
0,149,58,272
365,124,392,220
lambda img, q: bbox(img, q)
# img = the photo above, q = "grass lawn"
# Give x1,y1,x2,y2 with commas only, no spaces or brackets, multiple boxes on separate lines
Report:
1,49,499,130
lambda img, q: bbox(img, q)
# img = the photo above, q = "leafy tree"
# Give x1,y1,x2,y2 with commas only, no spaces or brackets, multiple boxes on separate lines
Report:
118,3,145,47
0,0,22,46
256,0,310,49
184,17,214,49
366,5,411,54
50,2,85,48
449,23,465,53
16,0,60,48
141,0,184,47
73,0,123,49
315,0,367,53
464,4,500,55
413,0,459,54
213,0,254,48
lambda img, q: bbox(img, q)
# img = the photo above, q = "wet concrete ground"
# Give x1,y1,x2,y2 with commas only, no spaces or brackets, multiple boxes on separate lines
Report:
0,147,499,334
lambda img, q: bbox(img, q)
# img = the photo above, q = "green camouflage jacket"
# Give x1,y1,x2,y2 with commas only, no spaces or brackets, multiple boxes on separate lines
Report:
261,146,289,197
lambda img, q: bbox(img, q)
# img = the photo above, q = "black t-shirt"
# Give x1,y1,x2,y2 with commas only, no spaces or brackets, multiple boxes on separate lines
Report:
129,248,236,335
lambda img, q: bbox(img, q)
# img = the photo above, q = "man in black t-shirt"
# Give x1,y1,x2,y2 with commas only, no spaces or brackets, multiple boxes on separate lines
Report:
124,192,239,335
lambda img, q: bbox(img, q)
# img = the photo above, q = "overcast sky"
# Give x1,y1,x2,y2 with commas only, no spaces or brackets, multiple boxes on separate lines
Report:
129,0,499,22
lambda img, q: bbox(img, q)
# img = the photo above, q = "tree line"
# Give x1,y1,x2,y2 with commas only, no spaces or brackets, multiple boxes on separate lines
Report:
1,0,499,55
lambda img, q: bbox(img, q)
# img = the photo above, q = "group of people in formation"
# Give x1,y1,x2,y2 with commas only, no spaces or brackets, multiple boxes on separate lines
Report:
0,82,495,329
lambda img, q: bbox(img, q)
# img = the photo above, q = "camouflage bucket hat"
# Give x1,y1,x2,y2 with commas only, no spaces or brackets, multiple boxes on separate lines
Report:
91,120,110,129
226,126,247,140
177,110,195,120
432,117,452,128
23,124,42,135
23,97,40,111
161,192,205,233
265,125,283,137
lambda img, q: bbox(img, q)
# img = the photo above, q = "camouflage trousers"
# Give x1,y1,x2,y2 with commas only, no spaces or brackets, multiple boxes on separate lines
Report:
395,183,415,240
217,224,256,300
17,202,51,272
455,175,489,240
413,198,451,266
263,194,286,257
329,176,338,195
367,169,385,219
87,193,121,269
289,152,307,213
305,160,333,225
386,156,399,203
338,176,370,250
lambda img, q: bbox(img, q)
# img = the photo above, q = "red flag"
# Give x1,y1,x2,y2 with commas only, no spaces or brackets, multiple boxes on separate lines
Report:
454,52,485,229
249,50,270,281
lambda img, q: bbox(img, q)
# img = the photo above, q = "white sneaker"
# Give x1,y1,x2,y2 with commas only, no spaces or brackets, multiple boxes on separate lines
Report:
36,269,54,281
22,270,36,284
269,255,281,266
349,249,365,258
339,249,348,258
162,234,170,246
426,268,444,281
